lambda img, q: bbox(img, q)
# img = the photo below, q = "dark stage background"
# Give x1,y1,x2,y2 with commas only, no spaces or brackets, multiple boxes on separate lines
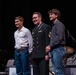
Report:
0,0,76,71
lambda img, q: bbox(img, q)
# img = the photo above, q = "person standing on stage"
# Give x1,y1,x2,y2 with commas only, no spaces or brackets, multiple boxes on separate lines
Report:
14,16,33,75
31,12,51,75
46,9,66,75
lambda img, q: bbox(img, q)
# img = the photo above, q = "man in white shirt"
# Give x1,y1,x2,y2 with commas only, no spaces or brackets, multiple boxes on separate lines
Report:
14,16,33,75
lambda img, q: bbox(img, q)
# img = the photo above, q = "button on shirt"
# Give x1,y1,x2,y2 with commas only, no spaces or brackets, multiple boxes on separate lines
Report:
50,20,65,47
14,26,33,53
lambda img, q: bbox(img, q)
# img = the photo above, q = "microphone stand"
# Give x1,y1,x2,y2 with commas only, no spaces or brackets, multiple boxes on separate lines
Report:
67,29,76,43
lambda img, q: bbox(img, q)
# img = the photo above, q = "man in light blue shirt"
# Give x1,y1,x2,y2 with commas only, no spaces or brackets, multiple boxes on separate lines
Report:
14,16,33,75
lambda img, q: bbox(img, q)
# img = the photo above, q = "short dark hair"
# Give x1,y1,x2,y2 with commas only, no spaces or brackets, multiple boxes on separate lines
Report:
32,12,42,18
15,16,24,22
48,9,61,19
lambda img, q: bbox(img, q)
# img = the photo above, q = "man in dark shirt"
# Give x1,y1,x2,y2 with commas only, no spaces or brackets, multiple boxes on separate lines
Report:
31,12,51,75
46,9,66,75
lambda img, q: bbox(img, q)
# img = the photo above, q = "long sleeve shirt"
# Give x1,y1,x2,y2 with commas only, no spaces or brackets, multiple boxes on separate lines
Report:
14,26,33,53
50,20,66,47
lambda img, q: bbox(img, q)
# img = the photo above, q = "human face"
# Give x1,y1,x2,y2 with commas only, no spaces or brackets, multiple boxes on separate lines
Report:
32,14,41,25
15,19,23,28
49,13,58,21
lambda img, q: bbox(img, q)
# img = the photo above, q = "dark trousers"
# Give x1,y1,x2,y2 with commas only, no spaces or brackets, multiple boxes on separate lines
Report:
31,58,49,75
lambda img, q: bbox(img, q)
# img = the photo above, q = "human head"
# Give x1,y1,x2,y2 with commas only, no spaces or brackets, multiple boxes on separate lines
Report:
15,16,24,29
48,9,61,22
32,12,42,25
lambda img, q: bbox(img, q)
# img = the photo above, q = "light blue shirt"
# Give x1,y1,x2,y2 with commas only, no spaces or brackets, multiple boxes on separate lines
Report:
14,26,33,53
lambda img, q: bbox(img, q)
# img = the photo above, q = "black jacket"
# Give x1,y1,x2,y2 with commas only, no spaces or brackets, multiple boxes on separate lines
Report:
31,23,51,58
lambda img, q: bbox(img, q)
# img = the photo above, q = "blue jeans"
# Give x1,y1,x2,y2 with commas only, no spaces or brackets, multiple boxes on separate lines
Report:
50,46,65,75
14,49,30,75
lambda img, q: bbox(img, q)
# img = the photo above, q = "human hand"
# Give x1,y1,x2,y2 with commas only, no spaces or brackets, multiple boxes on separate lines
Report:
45,55,49,61
46,45,51,53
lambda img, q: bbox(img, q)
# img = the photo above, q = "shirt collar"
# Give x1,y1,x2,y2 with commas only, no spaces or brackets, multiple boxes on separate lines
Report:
54,20,59,25
37,22,43,27
17,26,24,32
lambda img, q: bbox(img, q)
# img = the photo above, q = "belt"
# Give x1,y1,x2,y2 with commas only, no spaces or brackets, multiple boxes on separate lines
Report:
52,44,64,49
15,47,28,52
